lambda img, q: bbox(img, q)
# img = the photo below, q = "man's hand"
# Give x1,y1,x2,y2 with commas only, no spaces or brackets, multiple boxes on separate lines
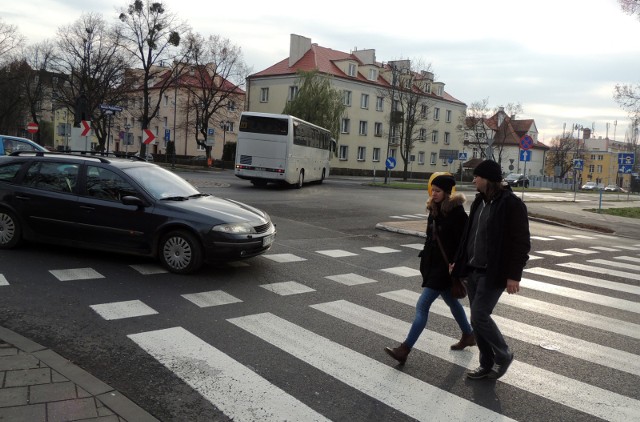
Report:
506,279,520,294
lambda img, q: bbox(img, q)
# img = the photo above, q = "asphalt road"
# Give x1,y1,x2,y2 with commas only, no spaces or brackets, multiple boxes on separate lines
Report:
1,170,639,421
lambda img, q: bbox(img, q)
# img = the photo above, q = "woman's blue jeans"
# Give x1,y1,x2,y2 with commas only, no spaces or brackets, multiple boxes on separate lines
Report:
404,287,472,348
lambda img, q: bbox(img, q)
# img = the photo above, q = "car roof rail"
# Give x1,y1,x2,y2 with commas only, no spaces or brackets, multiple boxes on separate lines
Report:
8,150,115,163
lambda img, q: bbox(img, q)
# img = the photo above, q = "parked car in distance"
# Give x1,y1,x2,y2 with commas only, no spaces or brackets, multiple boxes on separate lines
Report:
133,152,154,162
0,151,276,274
581,181,604,191
505,173,529,188
604,184,624,192
0,135,47,155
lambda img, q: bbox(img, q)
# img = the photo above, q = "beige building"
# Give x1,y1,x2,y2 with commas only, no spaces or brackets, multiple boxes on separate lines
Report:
245,34,467,177
580,136,632,189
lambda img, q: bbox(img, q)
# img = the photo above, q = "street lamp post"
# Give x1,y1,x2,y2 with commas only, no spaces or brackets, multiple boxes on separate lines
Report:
384,64,399,185
573,124,583,202
220,121,228,160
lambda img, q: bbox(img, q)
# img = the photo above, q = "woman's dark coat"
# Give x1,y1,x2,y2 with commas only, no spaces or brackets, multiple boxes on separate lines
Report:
419,194,468,290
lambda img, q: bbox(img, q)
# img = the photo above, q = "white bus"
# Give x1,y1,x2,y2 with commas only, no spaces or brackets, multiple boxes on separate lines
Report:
234,112,335,188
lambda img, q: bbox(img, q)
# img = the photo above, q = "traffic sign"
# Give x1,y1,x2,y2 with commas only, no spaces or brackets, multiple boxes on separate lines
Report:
619,165,633,174
143,129,156,145
519,150,531,162
458,152,468,161
519,135,533,150
385,157,396,170
26,122,38,134
99,104,123,115
447,157,454,164
617,153,635,166
573,159,584,170
80,120,91,136
165,129,171,141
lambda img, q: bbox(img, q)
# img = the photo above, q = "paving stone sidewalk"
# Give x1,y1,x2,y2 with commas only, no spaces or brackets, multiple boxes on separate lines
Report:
0,326,158,422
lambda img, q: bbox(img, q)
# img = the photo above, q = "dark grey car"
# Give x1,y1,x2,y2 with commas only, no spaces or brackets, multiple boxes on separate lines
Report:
0,152,275,274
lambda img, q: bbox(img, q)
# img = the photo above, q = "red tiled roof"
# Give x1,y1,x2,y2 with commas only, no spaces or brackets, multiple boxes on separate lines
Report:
249,44,464,105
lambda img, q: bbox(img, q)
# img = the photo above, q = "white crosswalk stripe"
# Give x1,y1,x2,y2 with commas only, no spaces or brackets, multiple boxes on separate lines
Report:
129,327,329,422
311,300,640,422
229,312,515,422
558,261,640,281
525,266,640,295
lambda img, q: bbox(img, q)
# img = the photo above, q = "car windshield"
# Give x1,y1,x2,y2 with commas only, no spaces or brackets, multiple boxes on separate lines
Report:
506,174,522,180
124,165,200,200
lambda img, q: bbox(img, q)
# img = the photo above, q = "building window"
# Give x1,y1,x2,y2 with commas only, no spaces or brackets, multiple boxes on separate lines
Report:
368,69,377,80
376,96,384,111
390,148,397,159
359,121,367,135
343,90,352,106
597,165,603,173
432,130,439,144
339,145,348,160
288,86,298,101
227,101,236,111
419,128,427,141
391,125,399,143
374,122,383,137
588,164,595,173
348,63,357,77
420,104,428,118
418,151,425,165
163,117,168,127
372,147,380,162
341,118,350,134
430,152,437,165
360,94,369,109
357,146,366,161
444,132,450,145
164,95,169,106
442,158,449,166
445,110,452,123
433,107,440,121
425,84,431,94
260,88,269,102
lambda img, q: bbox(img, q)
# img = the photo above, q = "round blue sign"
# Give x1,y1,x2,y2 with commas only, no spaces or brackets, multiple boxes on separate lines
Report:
385,157,396,170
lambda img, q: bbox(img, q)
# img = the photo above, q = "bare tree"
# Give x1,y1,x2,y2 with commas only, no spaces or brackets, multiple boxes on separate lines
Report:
463,98,492,160
52,13,130,150
614,1,640,122
546,134,580,178
619,0,640,18
0,59,29,134
380,60,434,180
0,19,24,65
179,33,249,160
117,0,190,154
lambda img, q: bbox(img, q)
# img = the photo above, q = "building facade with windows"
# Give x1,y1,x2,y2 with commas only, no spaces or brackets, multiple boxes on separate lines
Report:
580,136,633,189
245,34,467,176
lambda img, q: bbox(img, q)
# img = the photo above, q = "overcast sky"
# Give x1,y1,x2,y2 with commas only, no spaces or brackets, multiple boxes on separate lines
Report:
4,0,639,144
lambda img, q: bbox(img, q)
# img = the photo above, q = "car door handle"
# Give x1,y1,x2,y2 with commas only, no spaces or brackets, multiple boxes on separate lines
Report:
80,205,96,211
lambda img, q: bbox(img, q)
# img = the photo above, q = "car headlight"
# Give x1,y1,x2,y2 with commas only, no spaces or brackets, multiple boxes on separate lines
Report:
211,222,256,234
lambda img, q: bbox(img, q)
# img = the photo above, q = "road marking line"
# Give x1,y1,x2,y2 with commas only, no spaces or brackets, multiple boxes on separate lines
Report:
262,253,307,263
182,290,242,308
312,300,640,422
362,246,401,253
90,300,158,320
525,266,640,294
229,312,513,422
558,262,640,282
535,250,572,257
381,266,421,277
49,268,104,281
316,249,358,258
259,281,316,296
325,273,378,286
0,274,8,286
521,277,640,313
590,246,620,251
563,248,598,254
129,327,328,422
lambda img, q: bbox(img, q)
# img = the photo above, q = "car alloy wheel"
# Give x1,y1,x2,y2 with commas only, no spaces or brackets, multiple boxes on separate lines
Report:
0,210,21,249
159,230,203,274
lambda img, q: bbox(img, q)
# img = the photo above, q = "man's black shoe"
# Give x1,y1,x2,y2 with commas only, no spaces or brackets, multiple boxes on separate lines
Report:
466,366,492,380
487,353,514,379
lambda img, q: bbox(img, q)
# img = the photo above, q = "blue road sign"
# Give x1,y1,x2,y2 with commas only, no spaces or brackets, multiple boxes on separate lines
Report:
458,152,468,160
519,150,531,162
618,153,635,166
385,157,397,170
447,157,454,164
619,165,633,174
164,129,170,141
573,159,584,170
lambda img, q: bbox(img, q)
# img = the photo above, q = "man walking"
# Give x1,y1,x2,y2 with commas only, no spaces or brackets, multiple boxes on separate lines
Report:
452,160,530,380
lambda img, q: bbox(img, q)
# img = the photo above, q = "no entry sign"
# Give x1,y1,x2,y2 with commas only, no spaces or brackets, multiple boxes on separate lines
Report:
26,122,38,133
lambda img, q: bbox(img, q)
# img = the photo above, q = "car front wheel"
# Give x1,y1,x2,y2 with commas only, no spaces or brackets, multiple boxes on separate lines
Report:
0,209,21,249
158,230,204,274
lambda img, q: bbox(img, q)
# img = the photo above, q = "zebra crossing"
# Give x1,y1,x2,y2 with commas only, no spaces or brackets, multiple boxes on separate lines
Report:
1,235,639,421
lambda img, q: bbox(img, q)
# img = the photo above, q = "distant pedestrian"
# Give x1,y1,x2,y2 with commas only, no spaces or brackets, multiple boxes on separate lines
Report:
385,173,474,364
452,160,530,380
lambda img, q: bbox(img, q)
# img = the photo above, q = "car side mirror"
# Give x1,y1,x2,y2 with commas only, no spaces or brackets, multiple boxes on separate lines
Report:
121,195,147,209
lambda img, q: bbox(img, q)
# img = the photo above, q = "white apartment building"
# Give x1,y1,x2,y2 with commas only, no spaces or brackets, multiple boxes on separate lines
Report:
245,34,467,177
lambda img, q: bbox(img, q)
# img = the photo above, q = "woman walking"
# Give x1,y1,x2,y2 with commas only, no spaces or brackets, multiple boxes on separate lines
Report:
385,173,475,364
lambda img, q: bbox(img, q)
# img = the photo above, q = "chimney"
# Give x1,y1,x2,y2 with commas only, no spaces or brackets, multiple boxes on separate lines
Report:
289,34,312,68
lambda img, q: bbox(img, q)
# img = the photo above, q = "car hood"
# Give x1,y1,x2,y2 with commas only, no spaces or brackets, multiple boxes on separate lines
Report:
160,195,269,224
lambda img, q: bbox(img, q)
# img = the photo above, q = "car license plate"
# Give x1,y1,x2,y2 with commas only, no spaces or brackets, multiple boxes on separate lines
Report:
262,234,275,247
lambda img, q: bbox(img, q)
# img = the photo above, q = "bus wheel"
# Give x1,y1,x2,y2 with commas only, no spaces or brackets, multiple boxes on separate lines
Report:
296,171,304,189
318,169,326,184
251,180,267,187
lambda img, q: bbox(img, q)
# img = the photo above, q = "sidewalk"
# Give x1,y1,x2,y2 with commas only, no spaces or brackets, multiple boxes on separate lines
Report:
0,327,158,422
